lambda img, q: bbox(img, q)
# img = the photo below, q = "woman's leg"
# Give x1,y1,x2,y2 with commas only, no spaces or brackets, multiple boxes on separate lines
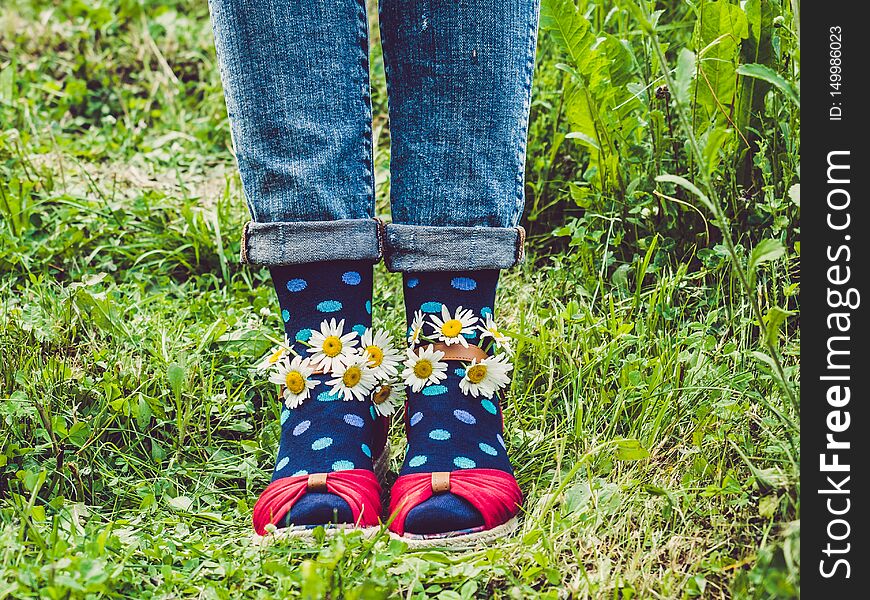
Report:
208,0,385,529
379,0,540,536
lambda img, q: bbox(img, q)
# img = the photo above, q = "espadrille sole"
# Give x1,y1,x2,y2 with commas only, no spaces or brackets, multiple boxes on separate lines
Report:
388,516,519,549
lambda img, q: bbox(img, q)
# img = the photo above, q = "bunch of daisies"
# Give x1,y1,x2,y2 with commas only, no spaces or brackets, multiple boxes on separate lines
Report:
258,307,514,413
404,306,513,399
257,318,404,416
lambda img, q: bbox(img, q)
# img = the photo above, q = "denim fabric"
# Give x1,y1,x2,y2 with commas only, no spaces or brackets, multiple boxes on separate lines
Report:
208,0,540,271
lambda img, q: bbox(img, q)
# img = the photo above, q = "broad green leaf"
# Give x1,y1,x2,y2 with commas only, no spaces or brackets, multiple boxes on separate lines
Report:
167,363,185,401
693,1,749,129
566,130,600,150
615,439,650,461
762,305,795,346
749,239,785,271
655,174,714,212
699,125,731,177
736,63,800,107
672,49,696,108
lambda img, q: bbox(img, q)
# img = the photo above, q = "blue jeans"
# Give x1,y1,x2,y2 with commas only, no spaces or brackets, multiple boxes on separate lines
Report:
208,0,540,272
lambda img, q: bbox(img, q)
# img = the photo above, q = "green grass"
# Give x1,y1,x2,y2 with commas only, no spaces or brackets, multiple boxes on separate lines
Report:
1,0,799,597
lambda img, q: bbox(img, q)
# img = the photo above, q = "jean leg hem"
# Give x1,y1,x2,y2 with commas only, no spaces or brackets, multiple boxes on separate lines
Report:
383,223,526,272
240,218,384,266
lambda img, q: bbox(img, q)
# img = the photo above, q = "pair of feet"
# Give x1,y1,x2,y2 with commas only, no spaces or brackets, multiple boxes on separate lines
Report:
251,261,521,542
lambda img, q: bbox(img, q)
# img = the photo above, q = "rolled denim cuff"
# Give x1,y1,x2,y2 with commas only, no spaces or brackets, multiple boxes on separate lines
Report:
383,224,526,272
239,218,384,265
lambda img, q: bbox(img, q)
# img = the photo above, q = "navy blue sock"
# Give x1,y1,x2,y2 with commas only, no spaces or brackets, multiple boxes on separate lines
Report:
399,270,513,535
266,260,384,527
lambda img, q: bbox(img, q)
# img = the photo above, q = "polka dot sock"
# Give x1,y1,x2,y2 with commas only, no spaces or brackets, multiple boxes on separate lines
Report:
267,260,385,527
399,270,514,534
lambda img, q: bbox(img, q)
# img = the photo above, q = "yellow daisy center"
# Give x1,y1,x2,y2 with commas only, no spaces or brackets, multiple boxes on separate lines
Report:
342,365,362,387
285,371,306,394
441,319,463,337
413,359,433,379
268,349,284,364
467,364,488,384
322,336,342,357
373,385,391,405
488,327,500,337
365,345,384,367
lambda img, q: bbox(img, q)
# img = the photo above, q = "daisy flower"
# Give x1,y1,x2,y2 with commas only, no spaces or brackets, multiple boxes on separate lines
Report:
401,344,448,392
407,310,425,346
268,355,318,409
458,354,513,399
327,356,378,402
478,314,513,355
428,305,478,347
306,318,359,373
371,382,404,417
255,343,291,372
360,328,402,380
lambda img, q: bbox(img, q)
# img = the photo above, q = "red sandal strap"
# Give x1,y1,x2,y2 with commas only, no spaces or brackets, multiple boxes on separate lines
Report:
253,469,381,535
388,468,522,536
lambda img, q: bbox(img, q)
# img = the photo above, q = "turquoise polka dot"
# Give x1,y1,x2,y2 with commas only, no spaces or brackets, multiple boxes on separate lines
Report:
462,330,477,339
352,324,367,337
317,300,343,313
292,420,311,436
410,412,423,426
318,390,340,402
332,460,355,471
429,429,451,441
295,328,312,342
453,409,476,425
291,469,308,477
409,455,428,467
275,457,289,471
311,437,333,451
451,276,477,291
479,442,498,456
361,443,372,458
370,405,378,420
344,414,365,428
454,456,476,469
481,399,498,415
286,279,307,292
365,300,372,315
454,367,466,377
280,409,291,425
481,306,493,317
281,309,290,322
421,301,443,313
497,434,506,449
342,271,362,285
422,385,448,396
406,277,419,288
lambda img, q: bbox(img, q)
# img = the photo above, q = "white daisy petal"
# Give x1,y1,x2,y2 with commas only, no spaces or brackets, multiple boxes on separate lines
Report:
458,354,513,399
401,344,448,393
407,310,426,346
428,305,478,347
327,356,378,402
478,314,514,355
255,344,291,372
360,328,403,381
269,355,318,409
371,382,404,417
306,318,359,373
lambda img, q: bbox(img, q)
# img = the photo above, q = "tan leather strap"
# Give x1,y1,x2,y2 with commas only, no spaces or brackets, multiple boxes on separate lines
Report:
431,472,451,493
307,473,328,492
429,342,488,362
